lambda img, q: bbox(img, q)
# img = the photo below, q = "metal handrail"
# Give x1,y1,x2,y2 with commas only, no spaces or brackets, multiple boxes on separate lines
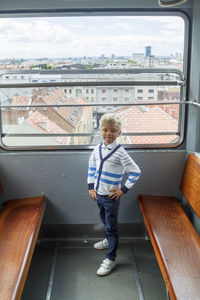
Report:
2,132,179,138
0,100,190,108
0,80,182,88
0,68,184,78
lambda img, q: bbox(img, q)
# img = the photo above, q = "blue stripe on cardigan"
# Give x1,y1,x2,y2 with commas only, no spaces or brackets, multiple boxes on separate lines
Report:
99,170,124,178
100,177,122,185
128,172,141,177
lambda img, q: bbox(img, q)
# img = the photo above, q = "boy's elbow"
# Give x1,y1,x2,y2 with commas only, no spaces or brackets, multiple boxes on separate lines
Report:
135,166,141,178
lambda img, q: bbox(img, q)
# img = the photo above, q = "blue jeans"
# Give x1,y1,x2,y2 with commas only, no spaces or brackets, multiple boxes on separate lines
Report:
97,194,120,261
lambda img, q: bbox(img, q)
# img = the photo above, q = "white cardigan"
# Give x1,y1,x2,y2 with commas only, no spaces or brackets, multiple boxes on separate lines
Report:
87,140,141,195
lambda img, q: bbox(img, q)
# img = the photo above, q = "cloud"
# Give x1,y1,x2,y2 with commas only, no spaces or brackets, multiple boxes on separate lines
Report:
0,16,185,58
0,18,73,43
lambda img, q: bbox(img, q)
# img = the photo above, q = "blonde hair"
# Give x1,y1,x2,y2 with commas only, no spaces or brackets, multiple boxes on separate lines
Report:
99,113,121,131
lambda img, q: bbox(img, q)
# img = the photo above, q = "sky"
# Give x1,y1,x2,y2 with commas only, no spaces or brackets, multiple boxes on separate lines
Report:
0,15,185,59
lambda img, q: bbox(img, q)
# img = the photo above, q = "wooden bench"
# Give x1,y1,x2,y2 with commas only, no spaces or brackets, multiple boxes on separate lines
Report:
0,184,46,300
138,153,200,300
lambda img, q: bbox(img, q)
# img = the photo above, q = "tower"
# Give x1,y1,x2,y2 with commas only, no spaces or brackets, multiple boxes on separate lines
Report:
145,46,151,57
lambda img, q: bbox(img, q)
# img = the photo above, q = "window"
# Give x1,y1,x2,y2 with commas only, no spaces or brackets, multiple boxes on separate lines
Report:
76,89,82,96
0,14,187,149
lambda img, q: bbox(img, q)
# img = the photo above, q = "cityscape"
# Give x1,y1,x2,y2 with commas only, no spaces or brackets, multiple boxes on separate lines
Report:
0,45,183,147
0,45,183,71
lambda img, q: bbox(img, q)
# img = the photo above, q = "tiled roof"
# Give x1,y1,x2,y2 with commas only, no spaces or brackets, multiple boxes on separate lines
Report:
116,105,179,144
26,111,71,145
35,88,83,129
76,97,92,126
12,96,31,106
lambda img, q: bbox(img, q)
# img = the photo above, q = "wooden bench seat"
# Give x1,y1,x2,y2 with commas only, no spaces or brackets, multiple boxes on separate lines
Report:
138,153,200,300
0,195,46,300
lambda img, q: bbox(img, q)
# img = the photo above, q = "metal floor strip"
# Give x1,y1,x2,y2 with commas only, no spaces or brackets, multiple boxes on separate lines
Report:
130,246,145,300
45,247,58,300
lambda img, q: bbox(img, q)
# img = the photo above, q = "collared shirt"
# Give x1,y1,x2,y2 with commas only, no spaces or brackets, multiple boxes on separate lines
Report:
87,139,141,195
101,140,118,157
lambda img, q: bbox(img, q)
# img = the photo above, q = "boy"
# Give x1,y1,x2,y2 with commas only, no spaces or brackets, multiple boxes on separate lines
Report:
87,113,141,276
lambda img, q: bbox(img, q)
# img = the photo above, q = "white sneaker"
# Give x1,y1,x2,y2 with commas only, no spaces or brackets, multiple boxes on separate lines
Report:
93,238,108,250
97,258,116,276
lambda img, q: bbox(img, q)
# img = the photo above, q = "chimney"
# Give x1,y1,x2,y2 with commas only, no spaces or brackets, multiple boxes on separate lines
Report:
164,105,169,113
170,109,176,119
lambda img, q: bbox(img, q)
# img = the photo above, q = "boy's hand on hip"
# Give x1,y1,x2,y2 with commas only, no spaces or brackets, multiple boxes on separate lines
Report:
109,189,124,200
89,189,97,201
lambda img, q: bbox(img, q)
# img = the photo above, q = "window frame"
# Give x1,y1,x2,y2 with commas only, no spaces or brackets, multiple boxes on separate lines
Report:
0,10,189,151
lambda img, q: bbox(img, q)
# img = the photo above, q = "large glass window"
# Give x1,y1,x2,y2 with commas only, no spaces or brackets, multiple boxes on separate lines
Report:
0,14,187,149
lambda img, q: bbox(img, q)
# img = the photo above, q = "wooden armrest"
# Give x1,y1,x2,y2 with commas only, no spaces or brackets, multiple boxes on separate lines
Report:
138,194,200,300
0,196,46,300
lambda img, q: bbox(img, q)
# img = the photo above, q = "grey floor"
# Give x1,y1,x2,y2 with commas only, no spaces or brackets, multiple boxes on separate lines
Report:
22,238,167,300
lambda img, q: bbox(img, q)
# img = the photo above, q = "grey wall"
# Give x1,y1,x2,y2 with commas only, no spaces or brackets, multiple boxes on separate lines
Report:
0,150,186,224
0,0,193,12
186,0,200,152
186,0,200,228
186,105,200,152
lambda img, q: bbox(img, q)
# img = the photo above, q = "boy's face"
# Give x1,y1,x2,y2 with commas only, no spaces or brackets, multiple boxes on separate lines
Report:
100,125,121,145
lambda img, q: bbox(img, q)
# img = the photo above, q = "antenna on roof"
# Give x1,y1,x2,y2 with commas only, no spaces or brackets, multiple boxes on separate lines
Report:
158,0,188,7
